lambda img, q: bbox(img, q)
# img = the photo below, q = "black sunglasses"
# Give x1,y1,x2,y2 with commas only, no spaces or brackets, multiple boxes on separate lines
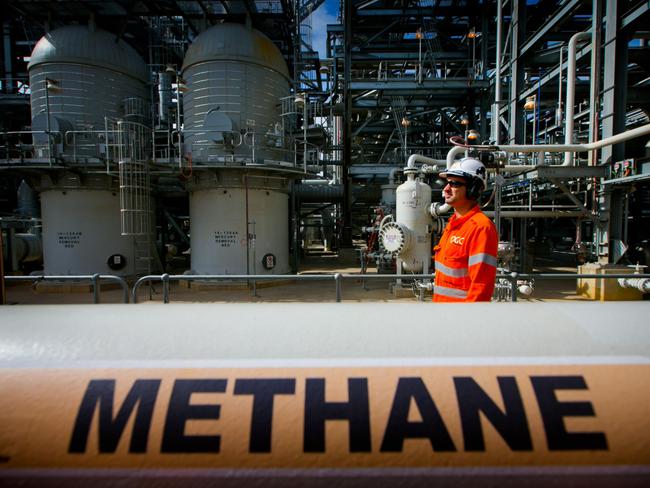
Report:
444,180,466,188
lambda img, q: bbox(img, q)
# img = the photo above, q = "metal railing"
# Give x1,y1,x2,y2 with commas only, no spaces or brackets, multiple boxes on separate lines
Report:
5,272,649,305
505,272,650,302
130,272,650,304
0,130,56,163
132,273,332,304
4,274,130,303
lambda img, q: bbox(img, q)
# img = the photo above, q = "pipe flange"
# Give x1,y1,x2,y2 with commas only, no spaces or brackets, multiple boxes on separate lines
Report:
379,222,411,255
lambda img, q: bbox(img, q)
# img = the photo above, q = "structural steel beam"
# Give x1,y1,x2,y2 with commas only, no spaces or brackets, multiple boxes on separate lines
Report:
519,0,582,57
350,80,488,90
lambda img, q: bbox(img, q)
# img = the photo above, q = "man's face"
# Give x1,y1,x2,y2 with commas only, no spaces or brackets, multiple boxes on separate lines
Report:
442,175,469,206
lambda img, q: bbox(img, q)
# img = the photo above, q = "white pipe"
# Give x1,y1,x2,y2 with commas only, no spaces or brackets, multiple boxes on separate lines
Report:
446,145,465,168
618,277,650,293
430,202,451,216
446,123,650,168
556,45,564,127
564,31,591,165
492,0,503,145
498,123,650,154
388,167,402,185
406,153,446,169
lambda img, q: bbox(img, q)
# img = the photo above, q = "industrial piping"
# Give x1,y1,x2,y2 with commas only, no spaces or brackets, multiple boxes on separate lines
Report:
564,31,592,165
445,123,650,168
0,302,649,486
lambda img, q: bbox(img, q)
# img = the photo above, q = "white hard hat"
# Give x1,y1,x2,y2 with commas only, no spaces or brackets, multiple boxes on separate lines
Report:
440,156,487,194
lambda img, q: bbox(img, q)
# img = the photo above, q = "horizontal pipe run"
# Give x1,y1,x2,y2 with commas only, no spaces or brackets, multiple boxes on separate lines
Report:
445,124,650,168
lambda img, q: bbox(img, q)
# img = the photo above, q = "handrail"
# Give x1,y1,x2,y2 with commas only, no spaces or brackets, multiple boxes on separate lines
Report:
5,274,130,303
7,271,647,305
131,272,650,304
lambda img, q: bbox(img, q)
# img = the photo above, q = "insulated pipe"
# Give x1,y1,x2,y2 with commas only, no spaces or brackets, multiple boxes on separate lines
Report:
556,45,564,127
564,31,591,165
388,167,402,185
444,124,650,167
498,123,650,155
0,303,650,485
618,277,650,293
492,0,503,144
302,179,333,185
446,145,465,168
405,153,445,169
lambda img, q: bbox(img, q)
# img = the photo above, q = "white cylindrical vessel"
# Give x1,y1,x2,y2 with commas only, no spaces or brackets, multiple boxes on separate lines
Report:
395,171,432,273
188,171,290,275
28,25,149,159
40,175,136,276
181,23,291,163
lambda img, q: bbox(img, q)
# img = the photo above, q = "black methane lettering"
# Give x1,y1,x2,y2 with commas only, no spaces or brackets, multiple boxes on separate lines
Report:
66,374,607,456
380,377,456,452
234,378,296,453
161,379,227,453
454,376,533,451
304,378,371,452
531,375,608,451
69,379,161,453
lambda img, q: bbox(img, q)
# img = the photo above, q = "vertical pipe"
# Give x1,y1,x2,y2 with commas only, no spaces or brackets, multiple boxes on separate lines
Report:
556,46,564,127
563,31,591,165
44,82,52,163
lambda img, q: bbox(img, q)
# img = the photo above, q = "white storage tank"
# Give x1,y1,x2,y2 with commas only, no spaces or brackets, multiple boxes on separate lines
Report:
181,23,291,163
380,169,432,273
188,171,290,275
39,173,138,276
28,24,149,159
181,22,296,276
27,26,150,277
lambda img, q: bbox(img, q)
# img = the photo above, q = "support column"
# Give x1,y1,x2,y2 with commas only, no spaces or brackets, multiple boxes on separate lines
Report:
588,0,602,165
601,0,628,165
598,0,629,263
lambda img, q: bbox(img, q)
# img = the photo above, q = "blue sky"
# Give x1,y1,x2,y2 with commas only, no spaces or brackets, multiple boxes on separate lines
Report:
308,0,339,59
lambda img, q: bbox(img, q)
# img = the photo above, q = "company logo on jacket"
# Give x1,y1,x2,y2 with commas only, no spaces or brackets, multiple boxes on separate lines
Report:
450,235,465,245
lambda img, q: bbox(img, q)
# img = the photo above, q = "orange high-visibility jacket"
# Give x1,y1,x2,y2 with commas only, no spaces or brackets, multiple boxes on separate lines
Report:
433,205,498,302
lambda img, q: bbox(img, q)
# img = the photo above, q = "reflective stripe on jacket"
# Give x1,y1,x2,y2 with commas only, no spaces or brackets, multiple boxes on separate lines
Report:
433,205,498,302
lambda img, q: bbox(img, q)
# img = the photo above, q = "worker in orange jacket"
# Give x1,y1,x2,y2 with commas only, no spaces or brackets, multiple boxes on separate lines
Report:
433,157,498,302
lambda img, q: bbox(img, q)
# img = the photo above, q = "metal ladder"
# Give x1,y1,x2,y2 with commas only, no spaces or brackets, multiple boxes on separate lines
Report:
117,120,159,275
